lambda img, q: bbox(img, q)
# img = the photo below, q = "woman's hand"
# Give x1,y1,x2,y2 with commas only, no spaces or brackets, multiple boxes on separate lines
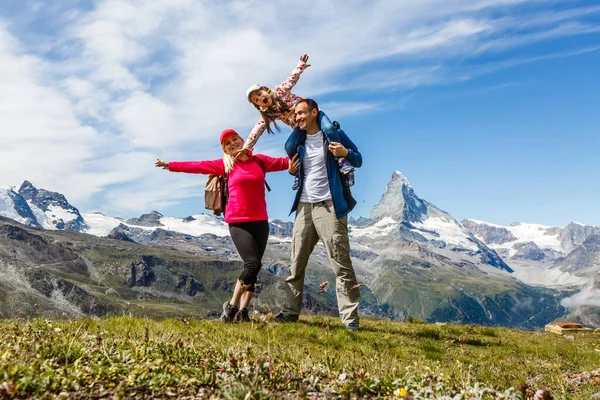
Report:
328,142,349,157
300,54,311,68
155,159,169,170
288,154,300,174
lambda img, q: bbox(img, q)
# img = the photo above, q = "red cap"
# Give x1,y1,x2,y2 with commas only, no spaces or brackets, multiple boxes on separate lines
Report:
220,129,239,145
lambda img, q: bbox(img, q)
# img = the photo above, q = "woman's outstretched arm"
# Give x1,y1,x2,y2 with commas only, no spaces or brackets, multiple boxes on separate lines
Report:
155,158,225,175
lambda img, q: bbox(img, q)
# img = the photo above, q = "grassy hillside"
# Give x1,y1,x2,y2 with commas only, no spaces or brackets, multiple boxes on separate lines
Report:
0,316,599,399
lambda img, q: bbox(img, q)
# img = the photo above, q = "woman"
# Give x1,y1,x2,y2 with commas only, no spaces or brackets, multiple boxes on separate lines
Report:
156,129,299,322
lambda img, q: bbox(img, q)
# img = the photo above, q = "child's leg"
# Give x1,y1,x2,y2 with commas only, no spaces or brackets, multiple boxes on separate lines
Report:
319,111,354,175
318,111,341,143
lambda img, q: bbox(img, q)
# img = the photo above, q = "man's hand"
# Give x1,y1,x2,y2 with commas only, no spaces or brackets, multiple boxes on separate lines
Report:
234,148,249,159
288,154,300,174
155,159,169,170
300,54,311,69
328,142,349,157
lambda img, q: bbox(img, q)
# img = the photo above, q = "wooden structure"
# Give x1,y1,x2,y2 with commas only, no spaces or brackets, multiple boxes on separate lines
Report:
544,321,592,334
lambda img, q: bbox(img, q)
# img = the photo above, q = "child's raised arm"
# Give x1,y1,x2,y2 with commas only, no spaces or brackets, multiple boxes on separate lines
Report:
237,55,310,157
240,118,268,155
275,54,310,94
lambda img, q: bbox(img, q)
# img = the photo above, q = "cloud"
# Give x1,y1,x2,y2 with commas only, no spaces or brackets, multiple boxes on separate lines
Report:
1,0,599,215
561,284,600,308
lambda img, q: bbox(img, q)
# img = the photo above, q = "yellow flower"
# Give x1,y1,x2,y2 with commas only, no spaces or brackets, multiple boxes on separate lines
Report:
393,387,407,398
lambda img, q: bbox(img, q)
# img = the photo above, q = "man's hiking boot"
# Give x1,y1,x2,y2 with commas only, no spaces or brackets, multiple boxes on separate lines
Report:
274,313,298,323
235,308,250,322
220,301,239,323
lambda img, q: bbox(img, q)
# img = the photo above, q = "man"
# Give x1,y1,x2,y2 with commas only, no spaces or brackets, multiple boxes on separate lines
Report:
276,98,363,331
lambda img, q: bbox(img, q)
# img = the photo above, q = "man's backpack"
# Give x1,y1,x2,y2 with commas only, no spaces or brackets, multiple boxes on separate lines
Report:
204,156,271,216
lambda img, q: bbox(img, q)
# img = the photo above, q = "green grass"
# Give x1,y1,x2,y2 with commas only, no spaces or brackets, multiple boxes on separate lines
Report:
0,316,599,399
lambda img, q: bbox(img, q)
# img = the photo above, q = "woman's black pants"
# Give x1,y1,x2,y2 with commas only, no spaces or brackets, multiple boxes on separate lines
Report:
228,220,270,293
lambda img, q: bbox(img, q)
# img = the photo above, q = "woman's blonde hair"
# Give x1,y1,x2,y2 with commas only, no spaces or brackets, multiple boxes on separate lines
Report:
221,134,243,174
223,153,235,174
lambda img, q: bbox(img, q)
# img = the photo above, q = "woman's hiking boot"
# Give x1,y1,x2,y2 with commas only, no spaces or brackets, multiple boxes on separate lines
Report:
235,308,250,322
220,301,239,323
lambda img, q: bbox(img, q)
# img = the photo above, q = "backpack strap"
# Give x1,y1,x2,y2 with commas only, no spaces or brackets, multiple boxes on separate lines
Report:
251,155,272,192
222,171,229,214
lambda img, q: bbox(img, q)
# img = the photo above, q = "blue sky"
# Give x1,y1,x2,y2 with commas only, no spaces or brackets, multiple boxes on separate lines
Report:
1,0,599,227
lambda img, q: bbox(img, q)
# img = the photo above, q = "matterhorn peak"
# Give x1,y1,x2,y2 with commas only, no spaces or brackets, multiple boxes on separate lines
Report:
391,171,412,188
369,170,427,224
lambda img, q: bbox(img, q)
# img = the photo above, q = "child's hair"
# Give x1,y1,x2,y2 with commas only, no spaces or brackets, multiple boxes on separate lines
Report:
251,86,292,134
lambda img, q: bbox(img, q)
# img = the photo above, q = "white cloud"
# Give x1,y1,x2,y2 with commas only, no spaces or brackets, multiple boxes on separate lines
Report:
1,0,599,215
562,285,600,308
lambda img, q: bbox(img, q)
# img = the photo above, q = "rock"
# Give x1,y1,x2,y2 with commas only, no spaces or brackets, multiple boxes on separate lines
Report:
128,257,157,287
269,219,294,238
461,219,517,245
513,241,546,261
126,211,164,227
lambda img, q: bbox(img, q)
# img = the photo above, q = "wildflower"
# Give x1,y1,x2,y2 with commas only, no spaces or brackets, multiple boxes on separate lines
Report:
394,387,407,398
319,281,329,293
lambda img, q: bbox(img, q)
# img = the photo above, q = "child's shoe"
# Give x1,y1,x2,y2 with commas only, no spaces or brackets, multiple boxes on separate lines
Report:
292,174,299,191
347,171,355,187
338,158,354,175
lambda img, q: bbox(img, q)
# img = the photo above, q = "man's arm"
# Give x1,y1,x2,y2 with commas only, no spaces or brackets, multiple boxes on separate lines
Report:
331,130,362,168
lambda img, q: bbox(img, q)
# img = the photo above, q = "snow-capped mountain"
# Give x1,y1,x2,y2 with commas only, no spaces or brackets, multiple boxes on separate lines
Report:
353,171,511,273
462,219,600,261
460,219,600,288
84,211,295,240
553,234,600,277
17,181,87,231
83,211,230,238
0,187,41,228
0,173,575,327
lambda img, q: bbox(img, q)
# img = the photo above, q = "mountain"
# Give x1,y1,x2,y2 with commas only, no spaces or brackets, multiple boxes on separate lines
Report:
359,171,511,273
462,219,600,324
0,215,344,320
126,210,165,227
6,181,88,232
345,171,567,328
461,219,597,287
0,173,578,328
553,234,600,277
0,187,41,228
462,219,600,264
